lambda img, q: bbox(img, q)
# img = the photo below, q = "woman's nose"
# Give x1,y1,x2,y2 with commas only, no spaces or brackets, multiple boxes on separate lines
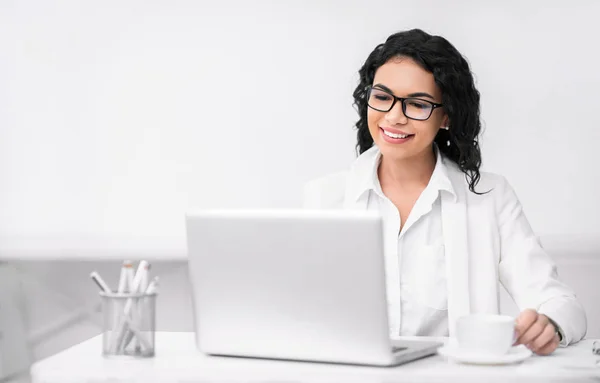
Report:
384,101,408,124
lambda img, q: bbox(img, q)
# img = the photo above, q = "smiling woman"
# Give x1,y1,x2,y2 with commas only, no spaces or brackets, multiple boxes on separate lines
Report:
354,31,482,195
303,28,587,356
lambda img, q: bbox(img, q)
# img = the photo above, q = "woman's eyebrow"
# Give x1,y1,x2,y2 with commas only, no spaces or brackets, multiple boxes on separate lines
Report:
373,84,435,100
406,92,435,100
373,83,394,94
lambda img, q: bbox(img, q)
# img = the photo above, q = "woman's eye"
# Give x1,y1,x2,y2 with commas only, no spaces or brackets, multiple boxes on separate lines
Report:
408,101,428,109
374,95,391,101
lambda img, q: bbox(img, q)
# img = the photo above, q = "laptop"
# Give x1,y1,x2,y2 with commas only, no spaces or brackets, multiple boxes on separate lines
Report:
185,209,442,366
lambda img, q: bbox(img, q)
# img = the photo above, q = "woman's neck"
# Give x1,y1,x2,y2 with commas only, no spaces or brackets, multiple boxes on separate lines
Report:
377,147,437,190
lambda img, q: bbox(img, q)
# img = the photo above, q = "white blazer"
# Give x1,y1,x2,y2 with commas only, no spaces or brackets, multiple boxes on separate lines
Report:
303,146,587,346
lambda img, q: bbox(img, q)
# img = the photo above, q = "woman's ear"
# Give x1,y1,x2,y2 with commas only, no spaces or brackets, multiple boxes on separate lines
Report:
441,115,450,130
440,116,451,147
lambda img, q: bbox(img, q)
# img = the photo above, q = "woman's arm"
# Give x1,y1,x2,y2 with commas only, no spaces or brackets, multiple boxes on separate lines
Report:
495,176,587,347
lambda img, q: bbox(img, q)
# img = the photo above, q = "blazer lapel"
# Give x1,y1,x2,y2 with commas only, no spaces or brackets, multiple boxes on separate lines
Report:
441,166,471,339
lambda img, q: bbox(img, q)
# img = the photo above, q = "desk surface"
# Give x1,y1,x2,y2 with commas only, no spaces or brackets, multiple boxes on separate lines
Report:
31,332,600,383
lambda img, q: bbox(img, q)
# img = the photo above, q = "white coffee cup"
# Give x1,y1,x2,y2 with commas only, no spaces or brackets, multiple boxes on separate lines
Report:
455,314,516,356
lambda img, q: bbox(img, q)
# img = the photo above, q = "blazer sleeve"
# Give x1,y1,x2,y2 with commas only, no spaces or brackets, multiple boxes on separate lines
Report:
495,176,587,346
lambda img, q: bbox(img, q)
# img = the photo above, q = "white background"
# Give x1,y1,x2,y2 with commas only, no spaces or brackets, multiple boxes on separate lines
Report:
1,0,600,256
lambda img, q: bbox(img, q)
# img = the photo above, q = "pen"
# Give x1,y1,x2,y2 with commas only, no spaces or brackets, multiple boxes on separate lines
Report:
111,260,150,353
140,264,149,293
92,270,127,352
118,260,133,293
130,260,149,294
122,275,159,351
90,271,111,293
133,261,150,352
126,261,135,292
146,277,159,294
115,260,133,330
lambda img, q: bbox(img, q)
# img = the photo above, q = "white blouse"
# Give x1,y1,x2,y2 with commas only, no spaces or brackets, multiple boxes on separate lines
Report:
363,147,453,337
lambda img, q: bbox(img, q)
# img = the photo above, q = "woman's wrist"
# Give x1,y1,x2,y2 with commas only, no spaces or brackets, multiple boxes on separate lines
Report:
544,315,563,342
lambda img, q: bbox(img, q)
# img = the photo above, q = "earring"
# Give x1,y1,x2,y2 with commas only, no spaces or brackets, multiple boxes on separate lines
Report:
447,140,451,147
442,126,449,130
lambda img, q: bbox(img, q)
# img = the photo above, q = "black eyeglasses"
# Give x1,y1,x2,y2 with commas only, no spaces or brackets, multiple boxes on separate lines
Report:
366,86,443,121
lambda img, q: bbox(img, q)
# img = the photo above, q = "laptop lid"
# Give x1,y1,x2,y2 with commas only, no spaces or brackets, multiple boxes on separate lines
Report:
186,209,400,365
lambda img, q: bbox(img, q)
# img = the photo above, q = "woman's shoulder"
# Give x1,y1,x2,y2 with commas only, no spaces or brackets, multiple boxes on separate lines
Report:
453,168,517,206
476,170,511,192
302,171,349,209
443,160,514,200
302,147,381,208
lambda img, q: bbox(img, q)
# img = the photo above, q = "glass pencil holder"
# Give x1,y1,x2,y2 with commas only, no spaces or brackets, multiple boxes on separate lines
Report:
100,291,157,358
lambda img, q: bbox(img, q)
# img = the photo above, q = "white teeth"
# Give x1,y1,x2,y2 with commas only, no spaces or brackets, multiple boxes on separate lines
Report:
383,130,409,139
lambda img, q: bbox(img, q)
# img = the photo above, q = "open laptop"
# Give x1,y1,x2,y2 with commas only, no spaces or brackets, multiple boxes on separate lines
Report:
185,209,442,366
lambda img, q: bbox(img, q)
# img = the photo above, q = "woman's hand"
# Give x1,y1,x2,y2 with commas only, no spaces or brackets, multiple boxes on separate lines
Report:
514,309,560,355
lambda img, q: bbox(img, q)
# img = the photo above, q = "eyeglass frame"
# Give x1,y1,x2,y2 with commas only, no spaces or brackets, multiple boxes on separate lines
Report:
365,85,444,121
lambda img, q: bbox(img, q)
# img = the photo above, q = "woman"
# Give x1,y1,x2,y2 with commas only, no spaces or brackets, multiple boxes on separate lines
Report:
303,29,586,356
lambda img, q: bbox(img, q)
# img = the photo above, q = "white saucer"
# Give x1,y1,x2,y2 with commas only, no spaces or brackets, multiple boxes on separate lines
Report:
437,344,533,365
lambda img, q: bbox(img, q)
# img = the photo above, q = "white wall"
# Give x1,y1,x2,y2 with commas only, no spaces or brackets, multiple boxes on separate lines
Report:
1,0,599,366
1,0,600,255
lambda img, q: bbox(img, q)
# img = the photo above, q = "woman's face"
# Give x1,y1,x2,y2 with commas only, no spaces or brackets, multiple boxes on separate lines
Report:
367,57,447,163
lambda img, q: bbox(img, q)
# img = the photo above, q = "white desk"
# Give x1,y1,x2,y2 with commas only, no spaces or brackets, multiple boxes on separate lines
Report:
31,332,600,383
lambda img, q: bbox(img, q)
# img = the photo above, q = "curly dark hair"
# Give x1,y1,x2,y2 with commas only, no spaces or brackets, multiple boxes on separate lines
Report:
353,28,484,194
